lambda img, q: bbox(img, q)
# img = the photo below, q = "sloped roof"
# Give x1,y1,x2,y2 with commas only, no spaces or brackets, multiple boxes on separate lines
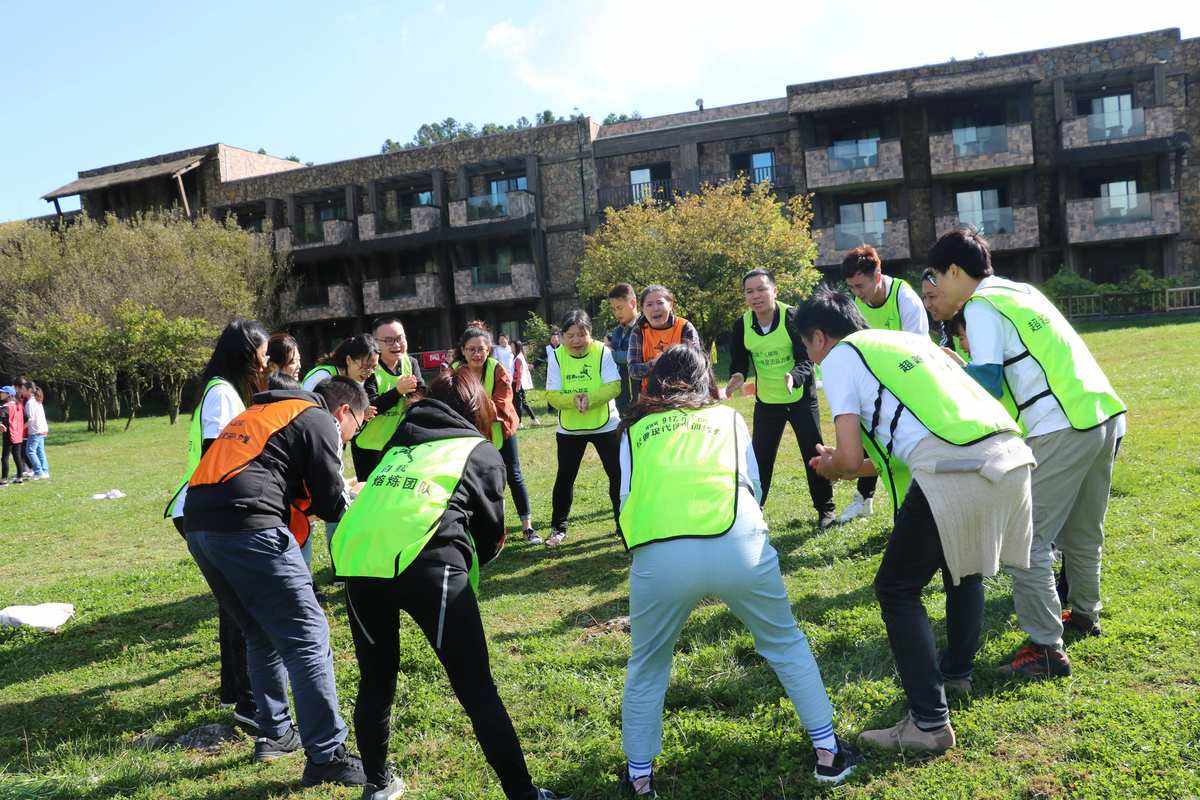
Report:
42,154,205,200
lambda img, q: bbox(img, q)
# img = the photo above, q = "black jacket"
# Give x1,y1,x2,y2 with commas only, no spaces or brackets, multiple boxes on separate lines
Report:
387,398,508,569
364,354,425,415
183,389,349,533
728,304,815,399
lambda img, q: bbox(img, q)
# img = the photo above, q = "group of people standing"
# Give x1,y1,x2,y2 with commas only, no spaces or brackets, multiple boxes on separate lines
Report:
0,378,50,486
161,223,1125,799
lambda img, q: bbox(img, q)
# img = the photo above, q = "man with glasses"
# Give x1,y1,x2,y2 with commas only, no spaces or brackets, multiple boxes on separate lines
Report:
352,316,424,480
183,376,372,788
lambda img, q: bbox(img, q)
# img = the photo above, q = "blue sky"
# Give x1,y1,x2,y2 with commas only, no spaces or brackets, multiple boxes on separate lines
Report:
2,1,1196,222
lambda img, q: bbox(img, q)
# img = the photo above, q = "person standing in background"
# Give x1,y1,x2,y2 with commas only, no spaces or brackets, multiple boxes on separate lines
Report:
511,340,540,427
627,285,702,394
0,385,28,486
267,333,303,381
21,381,50,480
605,282,640,415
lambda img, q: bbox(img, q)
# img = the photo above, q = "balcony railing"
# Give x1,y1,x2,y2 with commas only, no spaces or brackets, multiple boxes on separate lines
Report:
834,220,885,250
285,283,356,323
1061,106,1176,150
814,218,910,267
466,193,510,222
1087,108,1146,142
449,190,535,227
453,260,541,305
1091,194,1153,225
363,273,447,315
929,123,1034,176
293,221,325,245
471,263,514,287
805,139,904,190
297,284,329,307
379,273,417,298
952,125,1009,157
1066,190,1181,244
957,207,1016,236
828,139,880,172
597,179,675,210
935,206,1039,252
701,164,793,188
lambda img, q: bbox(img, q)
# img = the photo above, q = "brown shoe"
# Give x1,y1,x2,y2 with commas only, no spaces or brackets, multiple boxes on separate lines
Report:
859,714,956,753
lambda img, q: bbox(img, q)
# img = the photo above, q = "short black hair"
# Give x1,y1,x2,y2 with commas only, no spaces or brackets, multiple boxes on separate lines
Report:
608,282,636,301
841,245,881,279
267,374,301,391
795,284,868,340
559,309,592,335
741,268,775,288
314,375,369,415
927,229,993,278
371,315,404,332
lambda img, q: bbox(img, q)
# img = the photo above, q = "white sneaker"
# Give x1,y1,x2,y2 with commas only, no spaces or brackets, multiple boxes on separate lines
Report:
545,529,566,547
835,493,873,524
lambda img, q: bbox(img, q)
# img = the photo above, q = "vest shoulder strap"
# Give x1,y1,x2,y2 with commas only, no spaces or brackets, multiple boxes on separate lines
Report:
189,399,317,487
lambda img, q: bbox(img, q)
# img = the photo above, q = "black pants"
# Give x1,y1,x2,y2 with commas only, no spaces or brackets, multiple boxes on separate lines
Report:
750,396,834,514
2,438,27,480
499,435,531,519
345,555,537,799
615,363,638,416
873,482,983,728
551,430,622,533
350,441,383,483
858,475,878,500
514,389,538,423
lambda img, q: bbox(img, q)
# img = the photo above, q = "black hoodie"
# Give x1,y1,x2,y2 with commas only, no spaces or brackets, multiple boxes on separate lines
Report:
385,398,508,570
183,389,350,533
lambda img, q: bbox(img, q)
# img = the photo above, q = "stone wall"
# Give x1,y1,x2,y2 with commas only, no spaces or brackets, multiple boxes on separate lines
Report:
362,274,447,315
594,147,681,189
285,284,356,322
1060,105,1178,149
448,190,535,226
357,206,441,240
928,123,1035,176
545,229,586,296
805,139,904,190
1066,191,1181,244
539,157,595,227
215,145,303,182
597,98,787,138
813,219,911,267
453,261,541,306
696,132,792,180
935,205,1040,252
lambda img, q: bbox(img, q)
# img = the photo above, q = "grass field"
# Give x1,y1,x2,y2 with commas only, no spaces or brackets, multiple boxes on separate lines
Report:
1,317,1199,800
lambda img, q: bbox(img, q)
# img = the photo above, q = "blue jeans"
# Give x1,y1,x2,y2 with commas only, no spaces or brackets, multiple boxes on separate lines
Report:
186,527,348,761
25,434,48,477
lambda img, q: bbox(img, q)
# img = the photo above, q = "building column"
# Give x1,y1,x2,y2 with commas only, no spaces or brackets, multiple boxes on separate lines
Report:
679,141,699,192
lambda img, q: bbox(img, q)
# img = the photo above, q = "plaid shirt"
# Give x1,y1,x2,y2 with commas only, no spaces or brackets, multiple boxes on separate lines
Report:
627,314,702,381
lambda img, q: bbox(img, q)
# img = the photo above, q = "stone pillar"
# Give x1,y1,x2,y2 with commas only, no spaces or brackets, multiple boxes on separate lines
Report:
1163,238,1179,278
345,185,361,238
286,195,298,229
431,169,446,209
931,183,944,216
1153,63,1166,107
455,167,469,201
1158,154,1172,190
1053,79,1067,122
265,198,281,229
367,180,380,215
679,142,698,192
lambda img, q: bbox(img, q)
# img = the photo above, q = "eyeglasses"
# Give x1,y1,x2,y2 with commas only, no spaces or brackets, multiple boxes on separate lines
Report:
922,269,938,287
352,410,366,434
378,336,405,346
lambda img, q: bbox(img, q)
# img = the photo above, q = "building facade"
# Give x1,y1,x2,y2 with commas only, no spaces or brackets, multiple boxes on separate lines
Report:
37,28,1200,357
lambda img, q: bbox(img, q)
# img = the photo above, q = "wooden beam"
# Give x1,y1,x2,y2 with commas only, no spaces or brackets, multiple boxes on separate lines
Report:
52,198,62,216
175,174,191,217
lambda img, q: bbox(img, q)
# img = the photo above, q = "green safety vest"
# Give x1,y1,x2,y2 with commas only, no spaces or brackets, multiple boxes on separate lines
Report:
163,377,243,518
743,302,801,404
947,333,1024,435
303,364,338,385
619,405,740,551
331,435,485,592
451,358,503,447
839,329,1020,516
966,283,1126,432
354,357,414,451
855,277,911,331
556,342,611,432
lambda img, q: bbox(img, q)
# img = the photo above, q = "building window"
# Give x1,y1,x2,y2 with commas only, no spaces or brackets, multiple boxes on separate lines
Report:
955,189,1012,235
836,200,887,249
629,163,671,202
1097,179,1148,223
730,151,775,183
1087,93,1143,141
490,175,527,196
828,131,880,171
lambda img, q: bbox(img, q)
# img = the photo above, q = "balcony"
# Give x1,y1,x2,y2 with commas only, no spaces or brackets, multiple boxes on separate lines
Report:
448,190,536,227
1066,190,1180,244
813,219,911,267
453,260,541,306
275,219,354,251
700,163,794,189
597,178,677,211
362,273,447,314
1060,106,1177,150
805,139,903,190
929,123,1034,176
934,206,1039,252
358,205,441,240
284,283,356,322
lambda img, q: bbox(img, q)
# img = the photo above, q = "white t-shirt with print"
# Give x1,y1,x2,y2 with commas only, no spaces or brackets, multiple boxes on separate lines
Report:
821,340,933,464
545,344,621,435
890,275,930,336
171,381,245,519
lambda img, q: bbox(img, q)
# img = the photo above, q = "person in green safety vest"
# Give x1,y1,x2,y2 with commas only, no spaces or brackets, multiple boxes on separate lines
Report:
300,334,380,393
451,322,538,543
798,285,1035,754
617,344,862,793
349,317,424,481
165,318,269,733
724,268,836,528
920,269,968,358
838,245,929,525
545,309,623,548
927,229,1126,679
333,370,571,800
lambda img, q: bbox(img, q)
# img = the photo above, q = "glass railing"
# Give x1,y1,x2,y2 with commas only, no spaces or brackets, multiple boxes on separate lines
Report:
379,274,417,298
956,206,1015,235
376,207,413,234
834,219,886,250
1092,192,1153,225
1087,108,1146,142
952,125,1009,157
828,139,880,172
466,192,509,222
297,285,329,307
471,264,513,287
293,221,325,245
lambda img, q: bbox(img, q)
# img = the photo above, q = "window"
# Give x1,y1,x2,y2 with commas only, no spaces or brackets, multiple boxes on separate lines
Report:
828,130,880,171
950,117,1008,157
1087,93,1143,141
399,190,432,208
836,200,887,249
629,163,671,202
730,151,775,183
1096,179,1148,223
955,189,1011,235
490,175,527,196
314,198,345,222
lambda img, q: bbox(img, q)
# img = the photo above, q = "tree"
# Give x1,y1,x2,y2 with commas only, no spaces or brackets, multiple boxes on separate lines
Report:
602,112,642,124
578,178,821,347
381,110,638,152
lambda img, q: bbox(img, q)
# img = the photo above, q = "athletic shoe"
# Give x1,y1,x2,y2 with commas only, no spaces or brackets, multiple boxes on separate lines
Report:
524,528,543,545
232,700,259,732
817,510,837,530
814,735,863,784
999,643,1071,678
20,471,33,478
1062,609,1101,637
835,493,873,524
10,477,23,485
0,480,8,488
859,714,956,753
252,725,302,762
361,772,405,800
943,676,973,695
545,529,567,548
534,790,572,800
618,770,657,797
301,743,367,787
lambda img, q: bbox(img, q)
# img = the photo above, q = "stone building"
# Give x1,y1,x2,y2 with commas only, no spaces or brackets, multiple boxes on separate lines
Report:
36,28,1199,357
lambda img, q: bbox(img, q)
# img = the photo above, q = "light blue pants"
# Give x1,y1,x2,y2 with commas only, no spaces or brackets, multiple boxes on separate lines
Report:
25,434,48,477
622,506,835,764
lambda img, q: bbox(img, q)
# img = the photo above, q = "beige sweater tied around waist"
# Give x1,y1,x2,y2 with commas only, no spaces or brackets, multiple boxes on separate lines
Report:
906,432,1036,585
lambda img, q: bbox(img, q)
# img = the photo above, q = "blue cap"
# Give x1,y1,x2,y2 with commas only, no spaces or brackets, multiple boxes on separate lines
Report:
0,386,14,396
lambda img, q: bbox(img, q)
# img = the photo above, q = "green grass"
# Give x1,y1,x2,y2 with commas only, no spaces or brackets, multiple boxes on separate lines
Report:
2,317,1199,799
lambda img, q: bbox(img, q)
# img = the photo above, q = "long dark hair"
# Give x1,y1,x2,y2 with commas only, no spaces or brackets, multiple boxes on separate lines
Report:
266,332,300,377
318,334,379,373
622,343,719,429
197,319,269,407
450,324,492,367
425,367,494,438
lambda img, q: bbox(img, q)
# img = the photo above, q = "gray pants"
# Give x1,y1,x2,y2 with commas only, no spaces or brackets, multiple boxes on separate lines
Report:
1007,417,1122,647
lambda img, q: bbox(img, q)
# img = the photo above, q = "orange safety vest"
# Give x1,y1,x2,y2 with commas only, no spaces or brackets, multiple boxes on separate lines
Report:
190,398,318,547
640,317,689,392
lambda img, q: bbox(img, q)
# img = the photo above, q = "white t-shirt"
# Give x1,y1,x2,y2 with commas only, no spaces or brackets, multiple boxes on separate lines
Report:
545,344,621,435
821,339,933,464
888,275,930,336
171,381,245,519
25,397,49,436
515,353,534,390
492,345,515,375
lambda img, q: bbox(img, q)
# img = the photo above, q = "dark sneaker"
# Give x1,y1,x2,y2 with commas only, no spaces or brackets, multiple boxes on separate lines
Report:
817,510,837,530
999,643,1071,679
618,770,657,797
232,700,259,732
252,725,302,762
943,676,973,695
1062,609,1101,637
301,743,367,787
361,772,405,800
535,790,573,800
814,735,863,784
